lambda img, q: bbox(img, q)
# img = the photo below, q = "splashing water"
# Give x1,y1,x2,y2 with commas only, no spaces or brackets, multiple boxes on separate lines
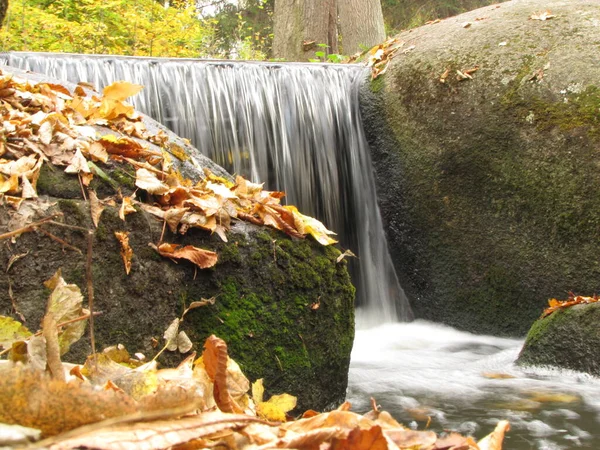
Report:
1,52,412,323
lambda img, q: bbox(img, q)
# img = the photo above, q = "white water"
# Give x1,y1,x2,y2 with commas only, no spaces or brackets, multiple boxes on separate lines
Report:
348,321,600,449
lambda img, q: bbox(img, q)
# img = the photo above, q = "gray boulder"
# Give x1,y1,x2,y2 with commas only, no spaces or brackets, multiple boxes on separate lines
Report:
360,0,600,336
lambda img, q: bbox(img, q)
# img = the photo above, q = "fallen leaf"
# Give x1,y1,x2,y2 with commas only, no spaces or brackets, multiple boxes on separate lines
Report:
153,243,218,269
114,231,133,275
336,249,357,263
0,315,32,350
530,10,556,21
478,420,510,450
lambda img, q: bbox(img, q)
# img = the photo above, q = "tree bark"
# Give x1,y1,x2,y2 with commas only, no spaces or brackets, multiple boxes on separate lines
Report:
0,0,8,28
338,0,385,55
272,0,337,61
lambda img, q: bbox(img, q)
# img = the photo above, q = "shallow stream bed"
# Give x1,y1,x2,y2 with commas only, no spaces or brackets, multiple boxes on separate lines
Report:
347,321,600,449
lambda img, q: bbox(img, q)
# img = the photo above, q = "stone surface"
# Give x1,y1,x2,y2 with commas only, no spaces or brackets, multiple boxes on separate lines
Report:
360,0,600,336
0,68,355,412
517,303,600,375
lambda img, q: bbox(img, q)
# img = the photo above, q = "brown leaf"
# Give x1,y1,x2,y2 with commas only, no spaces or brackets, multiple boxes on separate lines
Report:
88,190,104,227
154,243,218,269
202,335,243,414
114,231,133,275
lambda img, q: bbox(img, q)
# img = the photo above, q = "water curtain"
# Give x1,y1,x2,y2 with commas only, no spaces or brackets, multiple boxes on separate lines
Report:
1,52,411,324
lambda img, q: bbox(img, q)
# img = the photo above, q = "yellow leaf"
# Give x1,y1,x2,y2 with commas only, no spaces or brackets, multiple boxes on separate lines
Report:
119,196,137,221
252,378,265,404
284,205,338,245
102,81,143,102
0,316,32,350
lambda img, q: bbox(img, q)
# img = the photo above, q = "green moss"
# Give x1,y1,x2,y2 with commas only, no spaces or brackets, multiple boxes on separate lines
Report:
111,166,137,190
37,164,81,198
58,199,87,226
370,76,385,93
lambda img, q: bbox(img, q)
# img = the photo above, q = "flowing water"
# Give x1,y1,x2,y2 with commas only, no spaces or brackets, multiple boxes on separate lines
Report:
0,51,410,324
348,321,600,449
3,52,599,447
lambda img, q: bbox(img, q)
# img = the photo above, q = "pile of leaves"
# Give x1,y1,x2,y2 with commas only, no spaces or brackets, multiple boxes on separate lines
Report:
0,270,509,449
0,68,337,273
542,294,599,318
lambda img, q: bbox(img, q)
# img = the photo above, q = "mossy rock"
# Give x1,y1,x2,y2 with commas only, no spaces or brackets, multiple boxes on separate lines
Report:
360,0,600,336
0,68,355,412
517,303,600,375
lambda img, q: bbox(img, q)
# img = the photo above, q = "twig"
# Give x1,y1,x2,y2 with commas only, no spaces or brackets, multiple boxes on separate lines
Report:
86,230,96,357
36,227,83,254
0,215,59,240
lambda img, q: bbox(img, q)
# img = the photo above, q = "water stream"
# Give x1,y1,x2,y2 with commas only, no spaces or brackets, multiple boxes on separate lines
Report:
0,51,410,323
349,322,600,449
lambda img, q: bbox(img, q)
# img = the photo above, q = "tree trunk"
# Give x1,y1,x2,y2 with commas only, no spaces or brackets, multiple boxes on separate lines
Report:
272,0,337,61
338,0,385,55
0,0,8,28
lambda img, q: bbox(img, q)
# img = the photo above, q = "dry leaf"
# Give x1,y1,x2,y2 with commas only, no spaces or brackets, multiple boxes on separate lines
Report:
88,190,104,227
114,231,133,275
202,335,244,414
153,243,218,269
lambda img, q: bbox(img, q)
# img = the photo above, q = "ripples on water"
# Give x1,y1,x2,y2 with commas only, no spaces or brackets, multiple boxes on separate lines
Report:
347,320,600,449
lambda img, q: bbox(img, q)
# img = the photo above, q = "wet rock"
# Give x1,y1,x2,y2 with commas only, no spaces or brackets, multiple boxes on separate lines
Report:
360,0,600,335
517,303,600,375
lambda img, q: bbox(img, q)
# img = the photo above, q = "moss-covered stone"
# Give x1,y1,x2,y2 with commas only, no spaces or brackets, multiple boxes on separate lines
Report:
517,303,600,375
0,65,355,412
0,199,354,412
360,0,600,336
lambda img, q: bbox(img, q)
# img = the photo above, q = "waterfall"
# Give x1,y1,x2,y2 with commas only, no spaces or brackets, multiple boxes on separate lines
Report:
1,52,412,324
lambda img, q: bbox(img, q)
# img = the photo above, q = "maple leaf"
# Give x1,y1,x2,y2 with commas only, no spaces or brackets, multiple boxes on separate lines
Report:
152,242,218,269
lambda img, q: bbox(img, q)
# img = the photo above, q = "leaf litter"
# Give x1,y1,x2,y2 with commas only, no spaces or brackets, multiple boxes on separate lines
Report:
0,70,512,449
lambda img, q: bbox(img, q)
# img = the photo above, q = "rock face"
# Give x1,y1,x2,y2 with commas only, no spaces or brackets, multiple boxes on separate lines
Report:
0,69,355,412
360,0,600,336
517,304,600,375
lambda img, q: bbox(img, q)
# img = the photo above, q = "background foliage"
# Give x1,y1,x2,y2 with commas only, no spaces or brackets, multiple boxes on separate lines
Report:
0,0,498,58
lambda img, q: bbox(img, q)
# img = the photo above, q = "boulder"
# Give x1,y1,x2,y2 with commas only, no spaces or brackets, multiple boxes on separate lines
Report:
360,0,600,336
517,303,600,375
0,68,355,412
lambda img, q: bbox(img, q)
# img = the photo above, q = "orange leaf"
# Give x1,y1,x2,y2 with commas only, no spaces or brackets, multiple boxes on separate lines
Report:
202,335,242,413
331,425,388,450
